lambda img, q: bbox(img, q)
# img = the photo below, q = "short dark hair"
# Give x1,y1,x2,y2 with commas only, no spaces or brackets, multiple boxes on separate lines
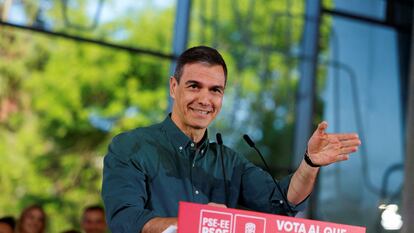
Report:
173,46,227,84
82,205,105,221
0,216,16,230
83,205,104,214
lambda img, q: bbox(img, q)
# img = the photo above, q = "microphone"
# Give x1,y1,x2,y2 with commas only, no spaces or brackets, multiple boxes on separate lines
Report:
216,133,223,145
243,134,255,147
216,133,228,206
242,134,293,215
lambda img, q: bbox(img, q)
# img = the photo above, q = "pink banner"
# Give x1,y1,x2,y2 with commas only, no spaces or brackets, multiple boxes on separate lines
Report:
178,202,366,233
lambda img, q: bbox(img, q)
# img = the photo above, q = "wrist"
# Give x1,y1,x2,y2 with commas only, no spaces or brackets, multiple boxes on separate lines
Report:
304,149,320,168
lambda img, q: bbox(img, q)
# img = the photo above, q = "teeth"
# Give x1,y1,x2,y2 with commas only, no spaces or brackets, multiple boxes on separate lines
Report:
197,110,209,115
192,109,209,115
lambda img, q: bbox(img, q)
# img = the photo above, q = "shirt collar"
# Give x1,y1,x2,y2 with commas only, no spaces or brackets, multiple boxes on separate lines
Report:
161,114,209,151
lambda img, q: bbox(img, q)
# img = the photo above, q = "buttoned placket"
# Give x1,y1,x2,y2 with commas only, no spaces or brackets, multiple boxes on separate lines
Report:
191,142,210,202
177,142,202,200
189,142,201,199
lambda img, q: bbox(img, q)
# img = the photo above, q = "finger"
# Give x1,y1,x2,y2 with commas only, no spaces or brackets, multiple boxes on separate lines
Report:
339,146,359,154
318,121,328,133
329,133,359,141
337,154,349,161
208,202,227,208
317,121,328,135
340,139,362,147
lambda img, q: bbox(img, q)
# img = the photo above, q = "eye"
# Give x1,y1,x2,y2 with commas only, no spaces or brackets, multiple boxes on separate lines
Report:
187,84,200,90
212,88,223,94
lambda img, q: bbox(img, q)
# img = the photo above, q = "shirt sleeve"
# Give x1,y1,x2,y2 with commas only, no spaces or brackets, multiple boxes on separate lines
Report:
101,134,158,233
276,174,309,215
239,159,308,216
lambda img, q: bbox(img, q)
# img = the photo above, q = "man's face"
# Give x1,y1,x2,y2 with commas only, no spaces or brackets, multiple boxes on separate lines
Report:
81,210,107,233
0,223,13,233
170,62,225,132
21,208,44,233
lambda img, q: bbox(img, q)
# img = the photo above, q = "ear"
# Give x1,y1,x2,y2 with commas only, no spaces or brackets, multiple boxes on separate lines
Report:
169,76,178,99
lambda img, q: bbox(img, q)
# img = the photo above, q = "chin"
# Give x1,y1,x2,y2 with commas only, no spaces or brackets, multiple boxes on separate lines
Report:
190,123,209,130
188,120,211,129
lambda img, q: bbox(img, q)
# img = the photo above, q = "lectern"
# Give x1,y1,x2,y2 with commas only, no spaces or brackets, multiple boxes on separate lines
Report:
177,202,366,233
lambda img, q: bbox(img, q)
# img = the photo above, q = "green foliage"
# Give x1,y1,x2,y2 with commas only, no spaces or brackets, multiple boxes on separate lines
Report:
190,0,330,173
0,2,170,231
0,0,331,231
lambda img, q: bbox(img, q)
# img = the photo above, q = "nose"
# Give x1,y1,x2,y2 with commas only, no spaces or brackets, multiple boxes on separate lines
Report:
197,89,211,107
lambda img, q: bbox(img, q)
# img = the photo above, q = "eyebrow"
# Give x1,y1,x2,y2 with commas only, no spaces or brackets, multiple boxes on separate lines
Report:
185,80,225,91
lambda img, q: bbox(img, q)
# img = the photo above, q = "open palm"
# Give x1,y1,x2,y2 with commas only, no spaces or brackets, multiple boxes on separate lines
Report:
307,121,361,166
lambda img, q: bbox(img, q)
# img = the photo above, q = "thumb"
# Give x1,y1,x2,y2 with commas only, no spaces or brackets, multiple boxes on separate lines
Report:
317,121,328,135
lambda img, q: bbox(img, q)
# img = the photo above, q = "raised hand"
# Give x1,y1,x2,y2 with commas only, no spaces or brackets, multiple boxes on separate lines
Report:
307,121,361,167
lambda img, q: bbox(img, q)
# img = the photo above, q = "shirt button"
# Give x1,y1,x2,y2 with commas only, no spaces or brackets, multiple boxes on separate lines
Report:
195,190,199,194
201,149,204,153
280,200,284,204
179,146,183,150
191,143,195,147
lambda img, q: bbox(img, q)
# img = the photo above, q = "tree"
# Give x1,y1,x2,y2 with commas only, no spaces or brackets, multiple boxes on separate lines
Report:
1,1,172,231
189,0,331,175
0,0,331,231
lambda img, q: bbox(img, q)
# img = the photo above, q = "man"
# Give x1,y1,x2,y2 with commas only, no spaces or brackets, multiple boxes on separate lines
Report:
81,206,107,233
0,216,15,233
102,46,361,233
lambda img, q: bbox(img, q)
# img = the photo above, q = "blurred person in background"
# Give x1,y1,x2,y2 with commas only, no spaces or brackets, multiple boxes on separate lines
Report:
0,216,15,233
81,205,107,233
60,230,80,233
16,205,46,233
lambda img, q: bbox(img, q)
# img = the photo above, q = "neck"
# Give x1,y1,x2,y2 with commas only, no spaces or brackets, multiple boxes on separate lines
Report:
171,113,206,143
183,128,205,143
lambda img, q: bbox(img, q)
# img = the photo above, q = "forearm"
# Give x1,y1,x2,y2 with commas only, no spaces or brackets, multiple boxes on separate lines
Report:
142,217,177,233
287,159,319,204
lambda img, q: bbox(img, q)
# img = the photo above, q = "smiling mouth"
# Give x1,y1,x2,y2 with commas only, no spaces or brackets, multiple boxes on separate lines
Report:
190,108,211,115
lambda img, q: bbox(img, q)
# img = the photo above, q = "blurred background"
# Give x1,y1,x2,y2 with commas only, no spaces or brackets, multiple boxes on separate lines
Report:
0,0,412,232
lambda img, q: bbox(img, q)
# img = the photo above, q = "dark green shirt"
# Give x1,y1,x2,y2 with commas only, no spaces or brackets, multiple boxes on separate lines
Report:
102,115,306,233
